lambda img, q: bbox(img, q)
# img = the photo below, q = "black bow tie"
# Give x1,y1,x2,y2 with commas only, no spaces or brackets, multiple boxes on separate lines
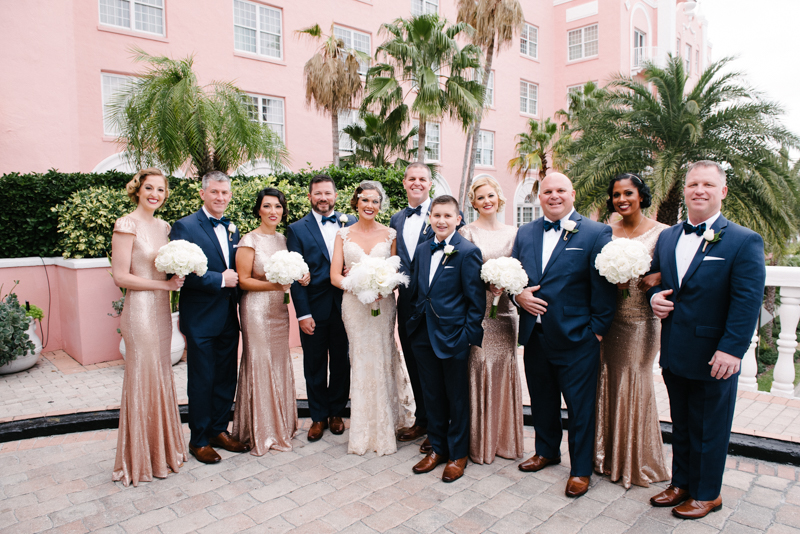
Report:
543,219,561,232
430,240,446,253
683,221,707,236
209,216,230,229
405,205,422,218
321,214,337,225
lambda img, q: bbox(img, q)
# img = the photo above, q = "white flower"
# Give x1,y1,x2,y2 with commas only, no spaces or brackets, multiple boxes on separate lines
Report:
155,240,209,277
339,214,349,223
562,220,577,232
444,245,455,255
263,250,309,285
228,223,236,234
594,238,652,284
341,255,409,305
703,229,716,241
481,257,528,296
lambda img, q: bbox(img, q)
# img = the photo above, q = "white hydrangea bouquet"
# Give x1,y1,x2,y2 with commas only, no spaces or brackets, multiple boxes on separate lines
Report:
480,257,528,318
155,240,208,277
341,256,409,316
594,238,652,298
263,250,310,304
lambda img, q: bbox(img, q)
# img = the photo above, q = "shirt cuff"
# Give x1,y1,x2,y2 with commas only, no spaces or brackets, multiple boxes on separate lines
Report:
297,314,312,321
221,276,226,288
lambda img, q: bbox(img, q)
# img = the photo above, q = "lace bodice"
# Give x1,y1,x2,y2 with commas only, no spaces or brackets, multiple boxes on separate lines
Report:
339,227,396,268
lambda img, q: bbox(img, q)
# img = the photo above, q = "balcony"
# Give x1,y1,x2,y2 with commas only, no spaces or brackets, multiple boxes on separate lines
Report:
632,46,659,72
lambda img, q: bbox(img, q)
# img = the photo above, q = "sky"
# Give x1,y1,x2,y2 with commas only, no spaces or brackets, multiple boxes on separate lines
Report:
699,0,800,159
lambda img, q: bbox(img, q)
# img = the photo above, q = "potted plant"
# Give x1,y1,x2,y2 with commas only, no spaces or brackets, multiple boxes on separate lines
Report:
0,281,43,374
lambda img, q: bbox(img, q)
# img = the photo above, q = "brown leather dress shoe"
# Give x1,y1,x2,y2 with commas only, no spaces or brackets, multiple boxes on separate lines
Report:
419,438,432,454
412,451,445,474
329,416,345,435
189,444,221,464
397,425,427,442
672,497,722,519
650,485,690,507
308,420,327,442
518,454,561,472
442,457,468,483
209,431,251,453
565,476,591,498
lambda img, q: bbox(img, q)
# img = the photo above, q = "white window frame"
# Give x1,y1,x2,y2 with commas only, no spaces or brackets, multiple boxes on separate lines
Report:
475,130,494,167
334,25,371,76
568,24,598,61
685,44,692,72
676,38,681,55
233,0,283,59
338,109,363,155
411,0,438,15
633,28,646,68
102,73,134,136
99,0,165,36
520,23,539,59
473,69,494,108
412,120,441,162
520,80,538,116
247,94,285,142
695,50,700,73
515,177,542,227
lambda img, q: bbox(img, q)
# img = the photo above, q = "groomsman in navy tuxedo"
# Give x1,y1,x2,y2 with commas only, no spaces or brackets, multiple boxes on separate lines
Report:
170,171,250,464
647,161,765,519
511,173,617,497
287,175,357,442
406,195,485,482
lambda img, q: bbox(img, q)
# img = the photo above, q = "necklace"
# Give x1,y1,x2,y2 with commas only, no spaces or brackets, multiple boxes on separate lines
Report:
620,216,645,239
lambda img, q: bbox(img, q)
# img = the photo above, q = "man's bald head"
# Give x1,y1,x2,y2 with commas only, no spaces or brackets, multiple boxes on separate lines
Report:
538,172,576,221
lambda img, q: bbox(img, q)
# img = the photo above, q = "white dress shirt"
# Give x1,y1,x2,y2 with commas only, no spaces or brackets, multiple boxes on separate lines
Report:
536,209,575,323
675,211,721,286
403,197,431,262
202,207,230,288
313,210,340,259
429,232,454,285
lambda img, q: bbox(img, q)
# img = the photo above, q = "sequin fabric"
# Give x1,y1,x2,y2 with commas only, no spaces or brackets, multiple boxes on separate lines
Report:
594,223,671,488
112,216,186,487
232,232,298,455
339,227,415,456
459,224,524,464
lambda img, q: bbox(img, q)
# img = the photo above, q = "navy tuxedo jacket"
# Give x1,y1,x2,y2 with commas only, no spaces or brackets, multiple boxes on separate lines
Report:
390,206,465,279
170,209,240,338
512,212,617,350
647,215,765,381
286,211,357,321
406,231,485,360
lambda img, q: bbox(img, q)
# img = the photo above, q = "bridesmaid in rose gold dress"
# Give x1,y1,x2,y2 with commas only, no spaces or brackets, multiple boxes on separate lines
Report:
111,169,187,487
594,173,670,488
459,177,524,464
232,188,310,455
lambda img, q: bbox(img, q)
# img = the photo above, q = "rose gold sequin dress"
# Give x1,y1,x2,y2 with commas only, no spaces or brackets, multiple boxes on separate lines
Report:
594,223,670,488
112,216,186,487
232,232,298,455
459,224,524,464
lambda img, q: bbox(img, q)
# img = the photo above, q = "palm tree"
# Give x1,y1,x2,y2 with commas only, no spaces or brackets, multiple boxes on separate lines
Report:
297,24,367,167
456,0,524,207
564,56,799,252
109,48,287,177
340,105,418,168
363,14,484,165
507,118,559,192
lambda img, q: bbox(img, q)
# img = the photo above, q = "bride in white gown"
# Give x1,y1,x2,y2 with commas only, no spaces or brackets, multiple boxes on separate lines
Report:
330,181,414,456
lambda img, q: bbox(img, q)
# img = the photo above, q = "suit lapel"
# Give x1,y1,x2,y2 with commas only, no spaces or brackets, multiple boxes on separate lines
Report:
415,205,432,248
305,213,331,263
528,219,543,286
663,224,682,291
196,210,226,264
395,211,409,262
541,212,581,280
419,244,433,296
679,216,728,292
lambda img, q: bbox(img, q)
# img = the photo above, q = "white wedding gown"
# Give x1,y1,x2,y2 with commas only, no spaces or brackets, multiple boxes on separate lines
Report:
339,227,415,456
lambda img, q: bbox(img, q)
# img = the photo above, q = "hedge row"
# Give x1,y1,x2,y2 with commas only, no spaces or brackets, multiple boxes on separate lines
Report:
1,166,409,259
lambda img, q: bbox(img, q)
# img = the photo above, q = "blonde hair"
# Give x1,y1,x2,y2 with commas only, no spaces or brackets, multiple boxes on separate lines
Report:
126,168,169,204
468,176,506,212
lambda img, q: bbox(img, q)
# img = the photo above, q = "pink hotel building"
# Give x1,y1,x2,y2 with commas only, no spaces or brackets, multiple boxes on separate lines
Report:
1,0,709,226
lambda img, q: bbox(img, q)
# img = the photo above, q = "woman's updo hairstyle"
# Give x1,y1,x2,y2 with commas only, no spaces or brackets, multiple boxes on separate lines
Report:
126,168,169,204
252,187,288,223
606,173,652,215
350,180,387,211
468,176,506,212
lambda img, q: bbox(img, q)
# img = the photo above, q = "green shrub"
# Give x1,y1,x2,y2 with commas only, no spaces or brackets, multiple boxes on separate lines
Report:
0,293,34,367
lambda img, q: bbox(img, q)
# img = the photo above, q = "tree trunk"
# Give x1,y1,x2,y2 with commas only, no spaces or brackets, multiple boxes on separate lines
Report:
332,113,340,167
458,125,474,206
462,35,496,208
656,181,683,225
417,117,427,164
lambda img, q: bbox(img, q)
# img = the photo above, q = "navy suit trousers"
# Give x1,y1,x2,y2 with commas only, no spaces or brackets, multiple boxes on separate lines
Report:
396,287,427,429
299,312,350,422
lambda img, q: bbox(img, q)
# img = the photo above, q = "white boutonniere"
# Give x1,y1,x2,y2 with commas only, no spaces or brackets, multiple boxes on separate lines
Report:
702,228,723,252
442,244,457,265
561,219,578,241
339,214,349,228
422,216,431,235
227,223,237,241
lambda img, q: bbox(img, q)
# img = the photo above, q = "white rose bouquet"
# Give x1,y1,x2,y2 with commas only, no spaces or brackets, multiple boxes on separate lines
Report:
594,238,652,298
480,257,528,318
155,240,208,277
263,250,310,304
341,255,409,316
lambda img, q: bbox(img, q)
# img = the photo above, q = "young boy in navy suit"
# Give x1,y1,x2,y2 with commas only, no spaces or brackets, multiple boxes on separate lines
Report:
406,195,485,482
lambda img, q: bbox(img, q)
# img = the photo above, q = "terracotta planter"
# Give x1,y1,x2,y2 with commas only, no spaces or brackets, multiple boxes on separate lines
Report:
119,312,184,366
0,318,43,375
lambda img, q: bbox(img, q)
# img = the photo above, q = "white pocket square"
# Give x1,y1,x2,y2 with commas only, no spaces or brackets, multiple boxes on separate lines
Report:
703,256,725,261
565,248,583,251
444,266,455,269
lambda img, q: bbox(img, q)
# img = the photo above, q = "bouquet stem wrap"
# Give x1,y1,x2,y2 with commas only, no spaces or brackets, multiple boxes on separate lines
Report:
490,295,501,319
371,301,380,317
284,290,291,304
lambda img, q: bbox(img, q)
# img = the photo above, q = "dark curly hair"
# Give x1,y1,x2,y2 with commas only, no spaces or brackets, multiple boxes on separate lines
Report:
252,187,288,223
606,173,652,215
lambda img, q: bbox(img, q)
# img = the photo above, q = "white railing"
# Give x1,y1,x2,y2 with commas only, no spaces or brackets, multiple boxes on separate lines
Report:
737,266,800,397
632,46,659,70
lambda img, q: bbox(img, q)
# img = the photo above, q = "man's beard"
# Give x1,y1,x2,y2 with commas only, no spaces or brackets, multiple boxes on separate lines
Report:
311,200,334,216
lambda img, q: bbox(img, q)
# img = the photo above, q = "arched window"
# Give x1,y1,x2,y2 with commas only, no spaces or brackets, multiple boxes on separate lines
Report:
514,176,541,227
